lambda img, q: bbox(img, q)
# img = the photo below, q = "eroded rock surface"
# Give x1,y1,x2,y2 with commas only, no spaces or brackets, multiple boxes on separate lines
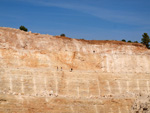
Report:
0,27,150,113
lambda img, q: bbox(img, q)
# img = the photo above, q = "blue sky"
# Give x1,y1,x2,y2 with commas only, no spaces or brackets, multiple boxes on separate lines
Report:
0,0,150,42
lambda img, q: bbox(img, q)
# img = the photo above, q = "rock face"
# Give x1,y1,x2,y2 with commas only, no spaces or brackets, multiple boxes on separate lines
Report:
0,27,150,113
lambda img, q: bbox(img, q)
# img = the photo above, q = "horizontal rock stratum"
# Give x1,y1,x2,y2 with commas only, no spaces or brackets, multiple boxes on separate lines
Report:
0,27,150,113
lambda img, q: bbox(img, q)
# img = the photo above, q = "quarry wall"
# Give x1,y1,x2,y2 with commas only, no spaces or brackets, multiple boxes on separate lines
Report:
0,27,150,113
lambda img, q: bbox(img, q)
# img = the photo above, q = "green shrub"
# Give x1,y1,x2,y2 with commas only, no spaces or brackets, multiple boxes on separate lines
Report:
60,34,65,37
19,25,28,32
121,39,126,42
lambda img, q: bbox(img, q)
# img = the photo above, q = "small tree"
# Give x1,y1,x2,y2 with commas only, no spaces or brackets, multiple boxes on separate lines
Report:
122,39,126,42
141,33,150,49
19,25,28,32
60,34,65,37
128,40,132,43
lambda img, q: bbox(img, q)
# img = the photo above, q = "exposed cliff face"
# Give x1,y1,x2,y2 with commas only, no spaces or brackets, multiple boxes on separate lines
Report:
0,27,150,113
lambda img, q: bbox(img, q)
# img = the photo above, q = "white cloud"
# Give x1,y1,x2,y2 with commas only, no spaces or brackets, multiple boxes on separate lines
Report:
15,0,150,26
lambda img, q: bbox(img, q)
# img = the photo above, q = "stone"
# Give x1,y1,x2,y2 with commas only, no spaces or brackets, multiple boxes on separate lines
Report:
0,27,150,113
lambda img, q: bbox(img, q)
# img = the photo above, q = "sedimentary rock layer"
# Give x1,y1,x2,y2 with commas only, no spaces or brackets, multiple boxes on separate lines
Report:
0,27,150,113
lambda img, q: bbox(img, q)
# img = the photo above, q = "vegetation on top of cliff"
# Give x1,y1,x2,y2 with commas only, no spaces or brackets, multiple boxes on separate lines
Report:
121,39,126,42
60,34,66,37
128,40,132,43
19,25,28,32
141,33,150,49
121,40,138,43
134,41,138,43
121,33,150,49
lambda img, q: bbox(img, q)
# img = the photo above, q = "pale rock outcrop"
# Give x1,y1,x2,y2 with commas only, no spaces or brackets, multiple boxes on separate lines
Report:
0,27,150,113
